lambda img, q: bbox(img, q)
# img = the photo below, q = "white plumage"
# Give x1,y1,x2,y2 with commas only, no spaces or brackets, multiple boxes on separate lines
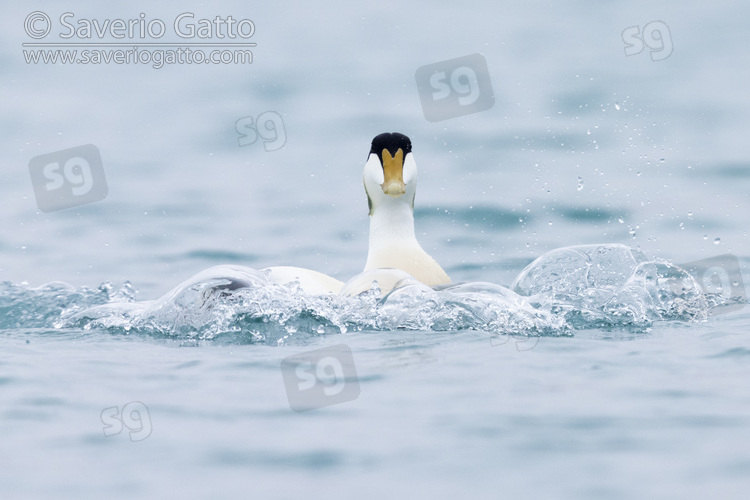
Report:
263,132,450,295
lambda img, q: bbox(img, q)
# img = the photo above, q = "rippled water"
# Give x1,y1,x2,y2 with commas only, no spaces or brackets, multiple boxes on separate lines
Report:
3,0,750,498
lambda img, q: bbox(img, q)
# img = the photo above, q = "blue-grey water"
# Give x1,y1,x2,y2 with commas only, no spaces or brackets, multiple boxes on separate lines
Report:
2,1,750,498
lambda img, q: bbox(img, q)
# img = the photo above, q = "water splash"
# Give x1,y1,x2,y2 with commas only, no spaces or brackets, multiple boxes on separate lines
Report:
2,245,736,345
56,266,563,344
512,244,709,327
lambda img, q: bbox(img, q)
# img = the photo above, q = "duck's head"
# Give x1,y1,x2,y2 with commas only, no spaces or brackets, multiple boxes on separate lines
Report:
363,132,417,215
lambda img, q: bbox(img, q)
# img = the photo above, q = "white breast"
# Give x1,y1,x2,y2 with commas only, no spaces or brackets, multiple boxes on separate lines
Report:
364,198,450,286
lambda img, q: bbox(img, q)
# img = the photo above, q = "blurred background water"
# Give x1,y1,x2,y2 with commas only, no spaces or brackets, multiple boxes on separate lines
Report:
2,0,750,498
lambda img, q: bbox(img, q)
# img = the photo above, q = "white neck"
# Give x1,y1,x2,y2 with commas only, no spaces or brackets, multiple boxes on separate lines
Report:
367,199,418,251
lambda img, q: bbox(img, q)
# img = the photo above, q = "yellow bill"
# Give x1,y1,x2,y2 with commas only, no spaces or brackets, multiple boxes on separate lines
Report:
381,148,405,196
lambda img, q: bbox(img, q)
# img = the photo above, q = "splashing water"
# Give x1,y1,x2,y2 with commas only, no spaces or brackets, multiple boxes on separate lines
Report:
1,245,735,345
511,244,709,328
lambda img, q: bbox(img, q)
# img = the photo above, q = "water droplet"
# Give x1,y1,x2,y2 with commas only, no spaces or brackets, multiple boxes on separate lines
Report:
714,237,721,245
687,211,693,216
615,103,620,110
636,171,642,176
618,217,624,223
577,177,584,190
316,325,326,334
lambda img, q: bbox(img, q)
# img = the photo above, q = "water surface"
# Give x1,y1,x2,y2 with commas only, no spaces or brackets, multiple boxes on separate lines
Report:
2,1,750,498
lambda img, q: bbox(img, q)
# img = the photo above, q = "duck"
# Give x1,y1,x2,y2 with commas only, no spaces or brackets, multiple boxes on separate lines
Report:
339,132,450,295
260,132,451,296
361,132,450,286
75,133,450,325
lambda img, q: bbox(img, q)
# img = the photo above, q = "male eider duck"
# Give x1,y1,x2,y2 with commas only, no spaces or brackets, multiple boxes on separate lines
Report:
360,132,450,286
267,132,450,295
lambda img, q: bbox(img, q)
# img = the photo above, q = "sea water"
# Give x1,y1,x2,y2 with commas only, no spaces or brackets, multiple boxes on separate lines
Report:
2,1,750,498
